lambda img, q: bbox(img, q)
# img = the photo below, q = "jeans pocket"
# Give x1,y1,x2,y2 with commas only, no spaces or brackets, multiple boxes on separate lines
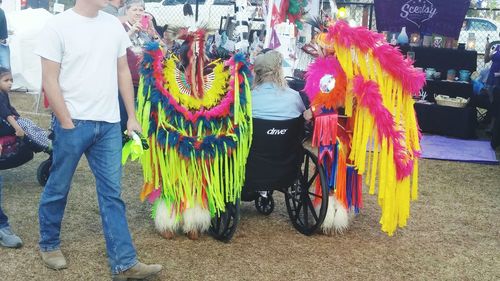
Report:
59,119,83,132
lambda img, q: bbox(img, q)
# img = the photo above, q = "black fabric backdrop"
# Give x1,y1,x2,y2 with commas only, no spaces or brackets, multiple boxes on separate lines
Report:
414,103,477,139
400,46,477,73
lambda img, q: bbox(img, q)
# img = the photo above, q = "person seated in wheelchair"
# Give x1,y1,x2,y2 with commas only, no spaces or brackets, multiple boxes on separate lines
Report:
0,67,51,153
252,50,312,121
246,50,312,202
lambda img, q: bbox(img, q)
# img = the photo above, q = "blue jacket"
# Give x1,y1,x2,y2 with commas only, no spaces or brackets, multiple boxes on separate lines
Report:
251,82,306,120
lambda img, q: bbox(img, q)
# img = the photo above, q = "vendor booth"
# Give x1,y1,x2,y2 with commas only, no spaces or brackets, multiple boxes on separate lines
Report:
374,0,478,139
399,45,478,139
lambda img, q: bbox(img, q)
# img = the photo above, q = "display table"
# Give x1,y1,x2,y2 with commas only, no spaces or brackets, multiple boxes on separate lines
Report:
424,80,473,102
414,102,477,139
399,46,476,101
398,46,478,139
399,46,477,73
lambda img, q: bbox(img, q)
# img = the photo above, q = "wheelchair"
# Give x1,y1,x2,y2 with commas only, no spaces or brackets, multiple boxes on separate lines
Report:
0,120,52,186
209,116,329,242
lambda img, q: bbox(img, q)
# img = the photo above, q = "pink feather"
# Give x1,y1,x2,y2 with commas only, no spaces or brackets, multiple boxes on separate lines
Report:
303,56,345,101
353,75,419,180
328,21,384,52
328,21,426,96
148,188,162,204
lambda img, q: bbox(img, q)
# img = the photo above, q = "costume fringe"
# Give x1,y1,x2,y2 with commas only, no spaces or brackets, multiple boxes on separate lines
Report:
305,21,424,236
312,114,338,147
128,43,253,228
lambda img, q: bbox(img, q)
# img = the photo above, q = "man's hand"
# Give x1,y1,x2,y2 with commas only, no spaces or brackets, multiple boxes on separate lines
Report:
15,127,25,137
59,119,75,129
127,117,142,137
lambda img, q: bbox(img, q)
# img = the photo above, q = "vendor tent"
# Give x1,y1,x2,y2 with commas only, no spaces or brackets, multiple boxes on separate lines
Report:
6,8,53,92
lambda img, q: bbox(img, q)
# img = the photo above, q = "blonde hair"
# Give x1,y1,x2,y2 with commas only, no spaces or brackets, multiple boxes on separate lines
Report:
253,50,287,89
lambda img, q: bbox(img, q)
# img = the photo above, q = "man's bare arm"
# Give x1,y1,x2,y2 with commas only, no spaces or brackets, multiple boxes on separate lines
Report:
41,57,74,129
117,55,141,135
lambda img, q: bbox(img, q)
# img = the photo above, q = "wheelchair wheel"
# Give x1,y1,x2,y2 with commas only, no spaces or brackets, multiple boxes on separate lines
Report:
209,200,240,242
254,193,274,215
37,158,52,187
285,149,328,235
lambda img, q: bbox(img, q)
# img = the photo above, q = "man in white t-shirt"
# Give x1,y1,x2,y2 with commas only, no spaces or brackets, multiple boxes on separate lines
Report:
35,0,162,279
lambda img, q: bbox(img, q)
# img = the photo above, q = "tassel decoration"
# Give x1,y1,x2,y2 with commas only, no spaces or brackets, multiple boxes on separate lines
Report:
305,20,424,236
125,41,253,224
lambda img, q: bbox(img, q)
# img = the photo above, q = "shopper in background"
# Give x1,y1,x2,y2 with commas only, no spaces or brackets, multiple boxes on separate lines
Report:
0,0,10,69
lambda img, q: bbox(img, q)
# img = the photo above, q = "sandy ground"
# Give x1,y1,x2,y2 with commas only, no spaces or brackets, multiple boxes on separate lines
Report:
0,93,499,281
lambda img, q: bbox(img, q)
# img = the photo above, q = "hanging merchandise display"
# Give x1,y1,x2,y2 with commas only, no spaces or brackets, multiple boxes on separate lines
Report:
304,20,425,236
282,0,309,30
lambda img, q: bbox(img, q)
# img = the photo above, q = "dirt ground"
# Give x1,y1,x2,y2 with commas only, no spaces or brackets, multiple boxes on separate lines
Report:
1,93,499,281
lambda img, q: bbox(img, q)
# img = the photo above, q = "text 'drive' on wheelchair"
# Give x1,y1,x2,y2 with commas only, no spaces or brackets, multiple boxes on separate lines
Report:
0,120,52,186
209,117,328,241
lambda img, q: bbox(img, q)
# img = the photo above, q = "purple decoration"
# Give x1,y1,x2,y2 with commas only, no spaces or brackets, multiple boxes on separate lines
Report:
420,135,499,164
374,0,469,38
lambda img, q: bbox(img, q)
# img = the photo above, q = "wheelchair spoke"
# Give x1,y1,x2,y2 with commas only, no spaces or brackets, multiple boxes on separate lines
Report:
304,195,319,222
303,154,310,180
293,202,303,220
290,195,301,203
302,197,309,226
307,191,322,199
285,149,329,235
306,171,319,187
296,216,304,227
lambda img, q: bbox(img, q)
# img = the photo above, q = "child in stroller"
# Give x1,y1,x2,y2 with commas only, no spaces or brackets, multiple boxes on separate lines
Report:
0,67,51,153
0,67,52,185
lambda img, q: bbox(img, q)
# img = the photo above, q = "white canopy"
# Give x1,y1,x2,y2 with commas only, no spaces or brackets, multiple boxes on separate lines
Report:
6,8,53,93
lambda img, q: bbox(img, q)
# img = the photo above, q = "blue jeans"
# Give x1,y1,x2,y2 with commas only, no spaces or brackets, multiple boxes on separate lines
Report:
38,119,137,274
0,44,10,69
0,176,9,229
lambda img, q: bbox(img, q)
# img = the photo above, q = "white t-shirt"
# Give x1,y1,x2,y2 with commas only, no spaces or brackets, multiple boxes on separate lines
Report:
35,9,131,123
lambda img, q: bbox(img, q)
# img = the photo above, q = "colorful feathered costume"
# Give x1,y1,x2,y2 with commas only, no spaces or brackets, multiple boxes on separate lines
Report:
132,30,253,237
304,21,425,236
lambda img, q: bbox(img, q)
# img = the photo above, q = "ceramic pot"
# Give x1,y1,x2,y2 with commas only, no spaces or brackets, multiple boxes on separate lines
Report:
459,70,471,81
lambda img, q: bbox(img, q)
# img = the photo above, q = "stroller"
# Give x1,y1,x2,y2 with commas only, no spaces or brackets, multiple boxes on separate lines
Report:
0,119,52,186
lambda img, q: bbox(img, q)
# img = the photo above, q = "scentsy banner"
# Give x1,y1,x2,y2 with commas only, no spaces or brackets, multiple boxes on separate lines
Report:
374,0,470,38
